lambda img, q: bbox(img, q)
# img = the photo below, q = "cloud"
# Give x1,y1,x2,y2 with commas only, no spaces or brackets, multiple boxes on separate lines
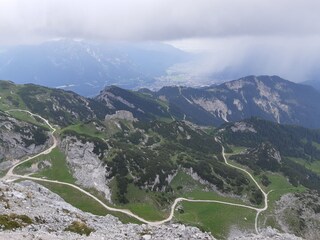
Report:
167,36,320,83
0,0,320,82
0,0,320,44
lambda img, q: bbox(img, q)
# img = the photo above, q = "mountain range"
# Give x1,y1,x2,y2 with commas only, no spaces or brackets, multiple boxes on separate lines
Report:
1,75,320,129
98,75,320,129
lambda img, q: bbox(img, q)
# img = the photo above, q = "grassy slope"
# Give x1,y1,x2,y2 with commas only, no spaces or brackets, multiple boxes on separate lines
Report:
14,148,75,184
0,81,25,111
171,171,256,239
290,157,320,175
176,202,256,239
14,147,140,223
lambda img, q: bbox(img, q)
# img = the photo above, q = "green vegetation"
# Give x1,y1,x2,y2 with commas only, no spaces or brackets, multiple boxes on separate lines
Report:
97,120,258,207
62,121,106,139
0,81,25,111
109,178,170,221
0,214,33,230
176,202,256,239
222,118,320,192
259,173,306,231
56,118,265,235
290,157,320,175
65,221,94,236
171,171,255,205
15,148,75,184
221,117,320,160
6,111,48,129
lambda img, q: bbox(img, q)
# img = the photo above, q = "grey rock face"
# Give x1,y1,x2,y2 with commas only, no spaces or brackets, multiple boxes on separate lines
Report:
229,227,302,240
105,110,138,122
60,136,112,202
0,112,50,169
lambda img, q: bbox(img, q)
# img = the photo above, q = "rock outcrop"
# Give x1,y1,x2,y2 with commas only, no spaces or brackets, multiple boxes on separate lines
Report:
275,191,320,239
0,112,50,170
60,136,112,202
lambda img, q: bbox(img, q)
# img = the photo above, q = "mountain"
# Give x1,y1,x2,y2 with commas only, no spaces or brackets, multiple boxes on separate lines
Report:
303,79,320,92
0,80,112,126
0,40,190,96
155,75,320,128
3,75,320,129
97,75,320,128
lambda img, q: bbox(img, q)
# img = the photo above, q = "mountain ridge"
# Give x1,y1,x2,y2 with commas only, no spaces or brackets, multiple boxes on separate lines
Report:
97,75,320,128
2,75,320,128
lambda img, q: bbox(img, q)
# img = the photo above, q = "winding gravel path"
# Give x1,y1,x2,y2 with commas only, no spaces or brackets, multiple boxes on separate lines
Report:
216,138,271,234
2,109,270,234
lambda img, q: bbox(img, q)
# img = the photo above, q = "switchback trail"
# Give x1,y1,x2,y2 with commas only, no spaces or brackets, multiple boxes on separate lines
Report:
1,109,270,234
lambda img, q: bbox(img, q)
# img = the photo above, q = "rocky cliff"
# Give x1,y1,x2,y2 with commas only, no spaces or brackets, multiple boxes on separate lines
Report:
0,111,50,171
60,136,112,202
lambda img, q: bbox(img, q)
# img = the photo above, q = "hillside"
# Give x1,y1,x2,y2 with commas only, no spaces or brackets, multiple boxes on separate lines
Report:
0,80,112,126
219,118,320,191
0,110,50,165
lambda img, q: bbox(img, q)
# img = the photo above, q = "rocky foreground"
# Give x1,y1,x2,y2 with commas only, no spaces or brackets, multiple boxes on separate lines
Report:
0,180,303,240
0,180,214,240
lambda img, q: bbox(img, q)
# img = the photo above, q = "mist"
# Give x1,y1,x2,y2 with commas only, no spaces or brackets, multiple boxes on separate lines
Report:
1,0,320,83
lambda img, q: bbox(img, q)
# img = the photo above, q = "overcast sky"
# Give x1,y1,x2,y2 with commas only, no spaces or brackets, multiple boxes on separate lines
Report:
0,0,320,82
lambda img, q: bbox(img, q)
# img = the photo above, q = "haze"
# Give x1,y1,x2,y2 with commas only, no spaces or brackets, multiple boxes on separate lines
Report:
1,0,320,83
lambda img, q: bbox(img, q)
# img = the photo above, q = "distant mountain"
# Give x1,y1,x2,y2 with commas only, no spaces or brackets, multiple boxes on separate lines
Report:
0,40,190,96
303,79,320,92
